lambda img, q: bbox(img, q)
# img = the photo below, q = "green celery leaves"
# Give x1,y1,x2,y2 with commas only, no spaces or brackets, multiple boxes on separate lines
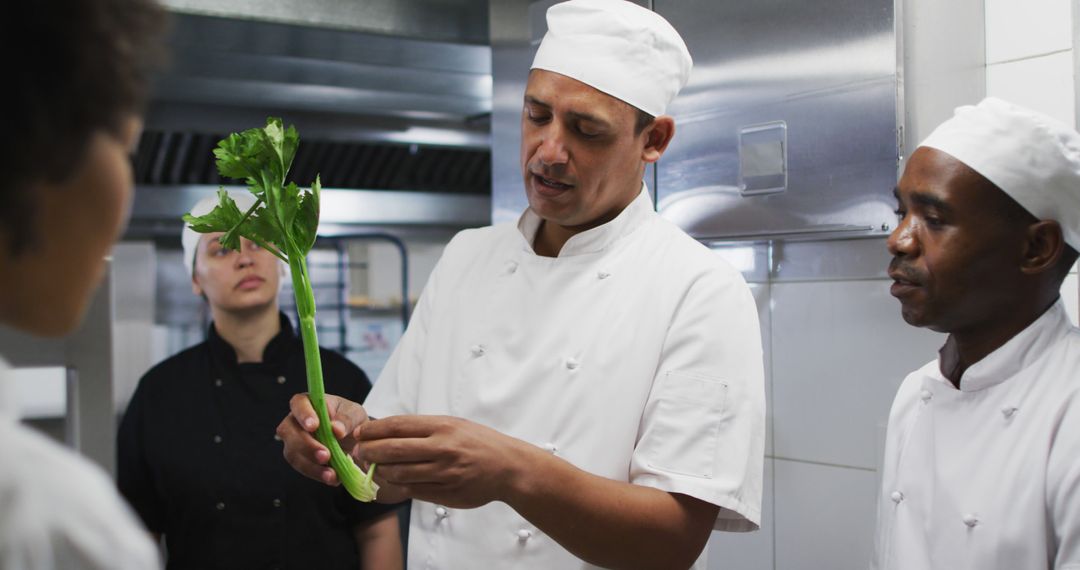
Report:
183,117,378,503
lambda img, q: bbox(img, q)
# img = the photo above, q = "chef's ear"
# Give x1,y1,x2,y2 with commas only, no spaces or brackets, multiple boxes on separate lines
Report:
641,116,675,164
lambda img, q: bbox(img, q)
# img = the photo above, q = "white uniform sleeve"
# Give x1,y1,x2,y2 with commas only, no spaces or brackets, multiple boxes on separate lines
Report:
1049,389,1080,569
629,264,766,532
0,421,160,570
363,239,446,419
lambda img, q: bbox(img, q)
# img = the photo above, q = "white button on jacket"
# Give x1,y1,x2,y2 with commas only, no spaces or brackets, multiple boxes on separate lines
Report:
366,187,766,570
873,301,1080,570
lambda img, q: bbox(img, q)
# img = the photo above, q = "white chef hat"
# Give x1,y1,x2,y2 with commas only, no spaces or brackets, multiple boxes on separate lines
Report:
181,192,256,279
920,97,1080,250
530,0,693,117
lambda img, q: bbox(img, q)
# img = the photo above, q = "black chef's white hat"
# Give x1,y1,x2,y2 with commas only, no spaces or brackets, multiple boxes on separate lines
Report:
920,97,1080,249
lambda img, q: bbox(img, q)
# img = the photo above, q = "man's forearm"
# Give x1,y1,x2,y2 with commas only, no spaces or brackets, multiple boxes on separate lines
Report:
354,511,403,570
503,445,719,570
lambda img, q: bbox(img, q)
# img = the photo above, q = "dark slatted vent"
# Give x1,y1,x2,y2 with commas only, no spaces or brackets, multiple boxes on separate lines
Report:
132,130,491,195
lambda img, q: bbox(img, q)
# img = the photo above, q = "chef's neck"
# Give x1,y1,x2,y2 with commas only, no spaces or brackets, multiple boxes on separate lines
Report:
210,302,281,364
532,192,637,257
938,295,1059,388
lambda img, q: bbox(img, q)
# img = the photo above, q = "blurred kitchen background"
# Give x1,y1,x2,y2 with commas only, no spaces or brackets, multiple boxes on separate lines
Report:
2,0,1079,568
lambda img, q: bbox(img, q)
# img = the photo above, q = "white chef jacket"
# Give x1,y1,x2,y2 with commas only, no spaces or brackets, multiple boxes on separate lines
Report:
873,300,1080,570
366,186,766,570
0,355,160,570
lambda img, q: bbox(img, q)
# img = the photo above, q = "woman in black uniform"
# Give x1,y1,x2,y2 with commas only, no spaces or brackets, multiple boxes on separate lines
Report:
118,194,403,570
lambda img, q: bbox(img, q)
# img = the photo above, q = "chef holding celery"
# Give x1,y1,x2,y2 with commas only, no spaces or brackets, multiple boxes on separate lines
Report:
271,1,765,568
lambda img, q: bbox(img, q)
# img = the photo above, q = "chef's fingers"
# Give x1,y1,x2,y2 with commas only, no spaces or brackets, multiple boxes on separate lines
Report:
374,463,446,486
287,393,368,440
357,437,440,465
276,414,338,486
358,415,448,441
325,394,369,438
287,393,320,433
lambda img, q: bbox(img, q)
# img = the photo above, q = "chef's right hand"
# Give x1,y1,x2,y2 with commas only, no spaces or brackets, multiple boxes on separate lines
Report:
277,393,369,486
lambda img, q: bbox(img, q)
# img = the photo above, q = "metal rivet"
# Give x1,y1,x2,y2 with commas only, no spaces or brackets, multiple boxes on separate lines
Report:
216,502,225,511
213,435,223,444
272,498,282,508
214,378,223,387
277,376,286,385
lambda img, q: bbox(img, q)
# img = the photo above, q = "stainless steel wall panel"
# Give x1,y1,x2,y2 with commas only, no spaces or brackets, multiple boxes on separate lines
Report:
655,0,899,241
131,185,491,230
162,0,490,45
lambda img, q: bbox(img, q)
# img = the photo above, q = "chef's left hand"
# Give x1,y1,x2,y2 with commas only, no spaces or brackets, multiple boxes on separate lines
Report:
354,415,537,509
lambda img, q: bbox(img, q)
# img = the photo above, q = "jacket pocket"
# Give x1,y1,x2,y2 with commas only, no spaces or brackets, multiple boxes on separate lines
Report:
641,371,728,479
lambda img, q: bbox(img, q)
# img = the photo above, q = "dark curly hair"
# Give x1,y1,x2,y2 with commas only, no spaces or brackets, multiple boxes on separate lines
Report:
2,0,167,255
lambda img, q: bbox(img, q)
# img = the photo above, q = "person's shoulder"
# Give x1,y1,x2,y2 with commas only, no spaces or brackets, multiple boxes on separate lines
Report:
0,421,158,568
136,341,210,393
317,346,371,393
442,223,517,258
645,216,747,283
317,345,365,377
887,360,937,421
142,341,208,379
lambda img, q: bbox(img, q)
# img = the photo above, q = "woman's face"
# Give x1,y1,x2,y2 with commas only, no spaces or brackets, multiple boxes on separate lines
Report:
0,116,142,337
191,234,282,315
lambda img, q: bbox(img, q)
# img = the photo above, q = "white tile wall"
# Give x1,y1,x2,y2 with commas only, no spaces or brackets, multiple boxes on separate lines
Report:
985,0,1072,63
749,283,774,456
707,458,774,570
771,280,944,470
987,50,1076,125
773,459,879,570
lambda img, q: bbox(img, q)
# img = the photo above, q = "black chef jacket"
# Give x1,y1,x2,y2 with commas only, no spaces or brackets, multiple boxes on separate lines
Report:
118,313,399,570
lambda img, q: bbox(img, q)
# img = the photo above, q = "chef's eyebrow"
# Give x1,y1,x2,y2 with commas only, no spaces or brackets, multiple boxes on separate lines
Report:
524,95,550,109
893,187,954,213
524,95,612,129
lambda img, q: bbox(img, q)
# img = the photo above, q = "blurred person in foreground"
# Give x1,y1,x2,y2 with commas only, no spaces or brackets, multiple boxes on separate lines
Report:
0,0,166,567
117,194,402,570
276,1,766,568
875,97,1080,570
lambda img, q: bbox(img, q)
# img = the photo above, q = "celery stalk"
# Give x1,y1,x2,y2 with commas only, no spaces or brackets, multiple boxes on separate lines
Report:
183,117,378,502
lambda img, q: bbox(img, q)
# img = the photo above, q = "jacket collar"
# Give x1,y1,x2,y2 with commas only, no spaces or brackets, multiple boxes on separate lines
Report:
932,299,1072,392
516,184,654,257
207,311,296,372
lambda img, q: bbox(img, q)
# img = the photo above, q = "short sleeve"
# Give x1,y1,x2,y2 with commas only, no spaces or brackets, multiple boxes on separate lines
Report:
1049,390,1080,568
629,265,766,532
116,376,165,533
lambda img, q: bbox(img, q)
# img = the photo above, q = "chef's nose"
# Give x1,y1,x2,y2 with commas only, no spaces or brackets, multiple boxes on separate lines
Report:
886,216,918,258
536,125,569,166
